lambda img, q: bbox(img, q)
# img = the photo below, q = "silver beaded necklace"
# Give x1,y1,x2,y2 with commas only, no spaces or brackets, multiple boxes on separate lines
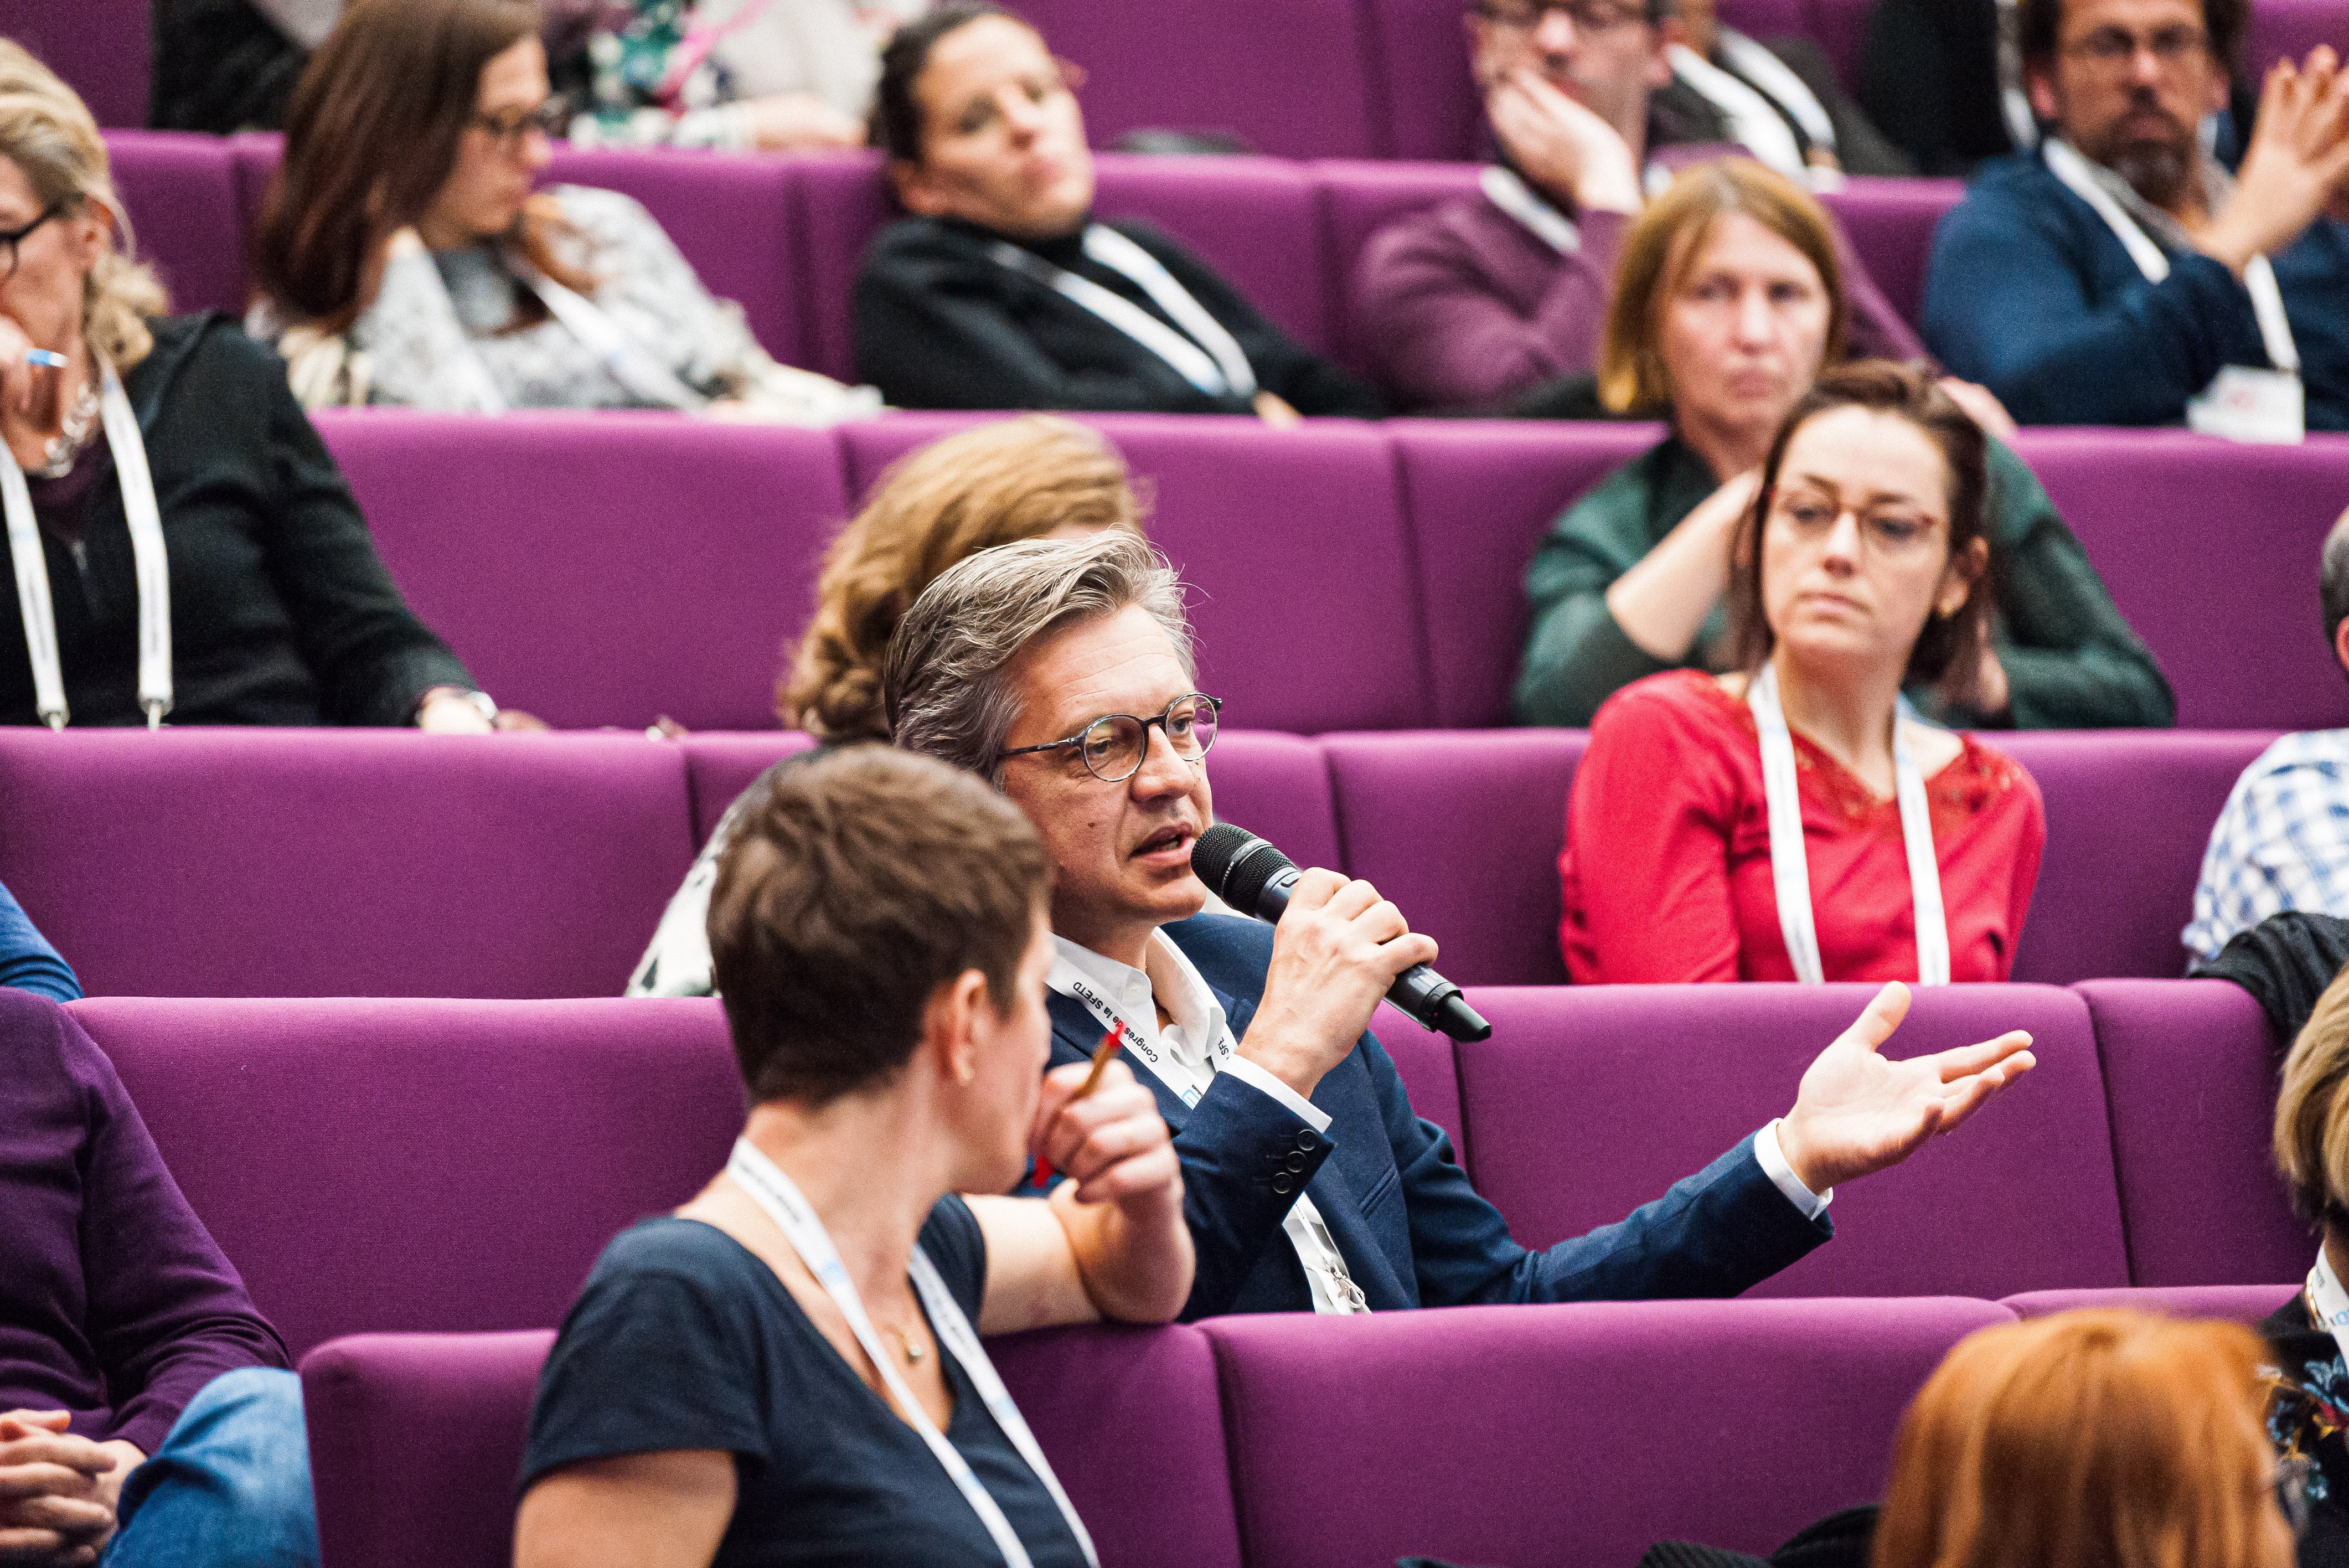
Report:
32,379,102,480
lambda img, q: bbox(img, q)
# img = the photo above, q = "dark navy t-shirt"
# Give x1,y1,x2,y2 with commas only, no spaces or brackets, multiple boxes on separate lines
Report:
522,1197,1090,1567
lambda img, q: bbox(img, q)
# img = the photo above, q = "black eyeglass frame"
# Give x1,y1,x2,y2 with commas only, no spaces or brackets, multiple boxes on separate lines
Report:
0,204,62,279
466,101,568,148
999,693,1223,783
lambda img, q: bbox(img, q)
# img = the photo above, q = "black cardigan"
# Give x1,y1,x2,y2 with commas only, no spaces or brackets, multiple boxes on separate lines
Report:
0,314,476,728
852,215,1387,417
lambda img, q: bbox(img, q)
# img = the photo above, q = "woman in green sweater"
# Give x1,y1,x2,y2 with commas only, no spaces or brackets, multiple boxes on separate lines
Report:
1512,159,2171,731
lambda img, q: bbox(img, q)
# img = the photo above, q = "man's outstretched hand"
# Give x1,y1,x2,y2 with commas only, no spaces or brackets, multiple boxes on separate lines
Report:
1775,983,2035,1194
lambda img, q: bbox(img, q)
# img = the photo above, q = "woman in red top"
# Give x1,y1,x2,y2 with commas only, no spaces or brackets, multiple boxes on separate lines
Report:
1562,361,2044,984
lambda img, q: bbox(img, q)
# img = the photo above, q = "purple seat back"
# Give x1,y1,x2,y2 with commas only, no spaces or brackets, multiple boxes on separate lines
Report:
1360,0,1484,161
1390,419,1662,726
302,1332,554,1568
0,730,693,998
317,410,850,732
1318,162,1483,373
1375,1003,1467,1163
795,151,896,382
102,132,247,316
2014,429,2349,731
1819,179,1963,329
2001,1285,2299,1321
0,0,147,127
1800,0,1877,87
71,997,742,1356
679,733,821,843
2076,979,2311,1287
841,414,1433,732
1202,1297,2014,1566
1094,156,1331,350
1457,983,2130,1297
1720,0,1812,37
1325,730,1587,986
2248,0,2349,75
2000,730,2276,984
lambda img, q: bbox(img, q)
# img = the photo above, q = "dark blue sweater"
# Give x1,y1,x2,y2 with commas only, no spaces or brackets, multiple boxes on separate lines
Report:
0,879,78,1002
1923,151,2349,429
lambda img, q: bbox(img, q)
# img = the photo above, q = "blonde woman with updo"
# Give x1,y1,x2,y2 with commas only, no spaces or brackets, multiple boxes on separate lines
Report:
627,415,1142,996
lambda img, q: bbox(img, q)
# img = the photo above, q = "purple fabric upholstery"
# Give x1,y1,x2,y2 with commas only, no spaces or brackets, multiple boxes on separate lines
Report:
1318,161,1482,373
1202,1297,2014,1566
2074,979,2310,1288
0,730,694,998
679,733,819,844
0,0,147,127
70,997,741,1355
1999,730,2277,984
794,151,896,383
1204,731,1348,878
1390,419,1661,726
1818,179,1963,329
1360,0,1485,161
1375,1003,1468,1164
102,132,247,317
2249,0,2349,75
1800,0,1876,88
1324,730,1587,986
2015,429,2349,731
302,1331,554,1568
2001,1285,2300,1321
1457,983,2130,1297
842,414,1433,732
316,410,850,731
228,132,284,240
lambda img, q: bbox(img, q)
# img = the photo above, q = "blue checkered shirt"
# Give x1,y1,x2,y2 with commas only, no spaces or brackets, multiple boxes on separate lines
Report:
2185,731,2349,961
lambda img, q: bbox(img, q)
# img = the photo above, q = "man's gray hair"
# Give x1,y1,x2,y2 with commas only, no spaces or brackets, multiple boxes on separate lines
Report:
884,532,1196,781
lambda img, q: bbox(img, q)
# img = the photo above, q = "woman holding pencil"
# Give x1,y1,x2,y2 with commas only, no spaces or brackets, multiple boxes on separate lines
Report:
515,746,1191,1568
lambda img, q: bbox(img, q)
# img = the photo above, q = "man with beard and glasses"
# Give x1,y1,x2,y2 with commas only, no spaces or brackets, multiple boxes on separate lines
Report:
1922,0,2349,435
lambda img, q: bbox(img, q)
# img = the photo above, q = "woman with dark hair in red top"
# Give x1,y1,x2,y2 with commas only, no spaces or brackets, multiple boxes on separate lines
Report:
1561,360,2045,984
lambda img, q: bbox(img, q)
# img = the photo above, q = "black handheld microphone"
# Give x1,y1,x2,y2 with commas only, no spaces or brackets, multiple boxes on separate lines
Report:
1191,822,1493,1043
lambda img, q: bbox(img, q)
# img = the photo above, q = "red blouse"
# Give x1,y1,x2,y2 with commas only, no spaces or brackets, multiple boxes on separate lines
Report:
1560,670,2046,984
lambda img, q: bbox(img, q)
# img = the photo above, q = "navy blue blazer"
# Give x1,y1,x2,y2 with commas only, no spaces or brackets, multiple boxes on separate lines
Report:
1042,914,1829,1320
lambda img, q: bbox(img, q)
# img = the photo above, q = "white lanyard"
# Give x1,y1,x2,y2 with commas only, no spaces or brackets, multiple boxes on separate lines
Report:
1668,43,1810,182
1479,166,1582,255
723,1139,1097,1568
987,225,1257,399
519,266,710,411
2309,1245,2349,1368
3,357,169,729
1713,30,1836,153
1747,663,1950,986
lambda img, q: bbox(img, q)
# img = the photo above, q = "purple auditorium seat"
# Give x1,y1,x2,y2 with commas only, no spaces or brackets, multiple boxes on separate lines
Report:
1801,0,1877,88
1375,1002,1467,1163
302,1332,555,1568
793,151,895,383
0,0,147,127
679,731,820,844
101,132,247,317
70,997,741,1355
2248,0,2349,75
227,132,283,239
1323,729,1588,986
316,410,850,731
0,729,694,998
1388,419,1661,726
841,415,1433,733
1202,1297,2015,1567
1360,0,1485,161
1719,0,1812,42
1455,983,2130,1298
1818,179,1963,330
2075,979,2311,1287
2001,1285,2299,1321
1317,161,1483,374
1998,730,2276,984
2013,429,2349,731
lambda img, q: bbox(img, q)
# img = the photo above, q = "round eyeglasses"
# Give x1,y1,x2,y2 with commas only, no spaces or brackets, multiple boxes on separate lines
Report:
1000,693,1221,783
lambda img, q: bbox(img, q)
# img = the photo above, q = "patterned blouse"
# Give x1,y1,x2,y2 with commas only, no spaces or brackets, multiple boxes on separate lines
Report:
2264,1292,2349,1566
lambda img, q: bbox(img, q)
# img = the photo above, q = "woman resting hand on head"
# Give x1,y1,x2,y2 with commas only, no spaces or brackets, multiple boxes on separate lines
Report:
1511,158,2171,732
1560,360,2045,984
247,0,877,424
517,747,1190,1568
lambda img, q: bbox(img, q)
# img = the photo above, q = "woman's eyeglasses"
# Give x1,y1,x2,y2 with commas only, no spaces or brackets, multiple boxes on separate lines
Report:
1768,492,1944,557
467,101,568,152
0,204,61,280
1000,693,1222,783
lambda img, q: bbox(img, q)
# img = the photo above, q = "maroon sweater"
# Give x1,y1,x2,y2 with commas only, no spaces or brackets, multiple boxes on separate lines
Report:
0,993,286,1455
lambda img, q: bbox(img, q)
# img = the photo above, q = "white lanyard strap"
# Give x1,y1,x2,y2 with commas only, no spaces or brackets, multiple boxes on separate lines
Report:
1051,967,1222,1107
1668,42,1810,181
1713,30,1836,153
1479,165,1583,255
988,225,1257,399
724,1140,1098,1568
1748,663,1949,986
2042,138,2299,373
520,267,710,411
2309,1246,2349,1366
4,357,170,729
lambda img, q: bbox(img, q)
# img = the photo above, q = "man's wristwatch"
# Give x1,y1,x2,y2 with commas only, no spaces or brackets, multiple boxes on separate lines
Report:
415,686,498,724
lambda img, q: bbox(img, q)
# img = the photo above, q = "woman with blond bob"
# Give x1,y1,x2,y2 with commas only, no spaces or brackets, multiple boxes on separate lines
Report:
1873,1309,2298,1568
627,415,1142,996
1511,158,2167,734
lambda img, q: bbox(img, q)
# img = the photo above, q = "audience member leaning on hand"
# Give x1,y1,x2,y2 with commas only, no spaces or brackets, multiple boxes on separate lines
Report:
1350,0,1919,415
884,529,2033,1319
247,0,877,423
1922,0,2349,433
1561,363,2046,985
851,4,1385,421
517,747,1190,1568
1514,161,2172,731
0,45,504,731
628,414,1143,997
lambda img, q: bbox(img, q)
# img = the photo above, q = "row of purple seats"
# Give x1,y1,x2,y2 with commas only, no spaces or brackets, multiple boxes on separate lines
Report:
0,726,2277,996
290,409,2349,736
302,1279,2301,1568
57,976,2295,1374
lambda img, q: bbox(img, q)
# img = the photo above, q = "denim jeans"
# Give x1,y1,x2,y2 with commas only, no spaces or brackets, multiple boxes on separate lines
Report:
106,1368,319,1568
